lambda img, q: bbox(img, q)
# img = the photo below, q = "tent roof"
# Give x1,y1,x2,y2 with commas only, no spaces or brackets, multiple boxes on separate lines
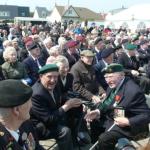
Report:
106,4,150,21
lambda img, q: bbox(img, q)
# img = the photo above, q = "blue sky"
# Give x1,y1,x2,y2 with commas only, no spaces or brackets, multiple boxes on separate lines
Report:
1,0,150,12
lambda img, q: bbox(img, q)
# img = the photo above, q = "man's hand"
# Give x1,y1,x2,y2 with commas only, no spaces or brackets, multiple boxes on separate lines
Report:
84,109,100,122
62,98,82,112
131,70,139,76
92,95,101,104
114,117,130,127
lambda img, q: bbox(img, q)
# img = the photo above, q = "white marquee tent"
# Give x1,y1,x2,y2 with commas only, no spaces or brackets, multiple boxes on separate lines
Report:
105,4,150,29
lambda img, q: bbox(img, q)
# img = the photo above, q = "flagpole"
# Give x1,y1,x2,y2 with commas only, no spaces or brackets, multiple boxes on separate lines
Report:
68,0,70,6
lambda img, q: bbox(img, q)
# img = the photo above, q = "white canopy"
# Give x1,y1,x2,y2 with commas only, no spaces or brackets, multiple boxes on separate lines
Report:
106,4,150,21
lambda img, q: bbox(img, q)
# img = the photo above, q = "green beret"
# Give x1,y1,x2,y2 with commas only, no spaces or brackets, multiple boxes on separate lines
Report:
38,64,59,74
102,63,124,74
125,43,137,51
0,79,33,108
80,50,95,57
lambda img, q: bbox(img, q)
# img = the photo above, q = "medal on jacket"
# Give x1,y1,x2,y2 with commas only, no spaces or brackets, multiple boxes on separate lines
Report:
25,132,35,150
22,132,35,150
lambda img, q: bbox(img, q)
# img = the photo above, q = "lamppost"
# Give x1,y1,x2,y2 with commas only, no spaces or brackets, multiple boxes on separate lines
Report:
131,14,135,29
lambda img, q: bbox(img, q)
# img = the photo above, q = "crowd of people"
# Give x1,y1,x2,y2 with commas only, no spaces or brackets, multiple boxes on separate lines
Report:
0,21,150,150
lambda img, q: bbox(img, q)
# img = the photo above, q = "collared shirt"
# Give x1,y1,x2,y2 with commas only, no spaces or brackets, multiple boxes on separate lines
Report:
30,54,42,69
49,90,56,104
61,76,67,86
6,128,19,142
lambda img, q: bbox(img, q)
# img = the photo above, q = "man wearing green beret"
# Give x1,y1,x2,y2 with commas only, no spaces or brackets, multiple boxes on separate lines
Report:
118,43,150,94
118,43,140,77
0,79,44,149
85,63,150,150
30,64,82,150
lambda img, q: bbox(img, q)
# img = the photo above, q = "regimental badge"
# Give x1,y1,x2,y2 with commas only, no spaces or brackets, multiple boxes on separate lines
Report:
108,68,112,73
0,131,4,136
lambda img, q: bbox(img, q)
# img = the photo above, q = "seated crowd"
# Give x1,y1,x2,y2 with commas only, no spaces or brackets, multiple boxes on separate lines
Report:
0,22,150,150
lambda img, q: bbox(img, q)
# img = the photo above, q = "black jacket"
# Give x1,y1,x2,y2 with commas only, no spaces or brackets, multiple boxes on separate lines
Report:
102,77,150,138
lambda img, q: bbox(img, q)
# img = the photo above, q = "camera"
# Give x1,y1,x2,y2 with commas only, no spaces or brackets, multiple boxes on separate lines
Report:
66,91,97,109
116,138,136,150
66,91,82,99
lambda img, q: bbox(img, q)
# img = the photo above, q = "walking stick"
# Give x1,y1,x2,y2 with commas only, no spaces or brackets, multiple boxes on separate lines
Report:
89,123,116,150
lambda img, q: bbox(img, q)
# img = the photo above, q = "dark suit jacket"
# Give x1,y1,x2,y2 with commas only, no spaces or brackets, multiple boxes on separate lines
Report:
137,48,150,66
58,73,73,95
94,60,108,91
0,120,44,150
30,80,65,131
63,51,80,69
0,123,23,150
23,56,45,85
102,77,150,138
117,52,139,76
92,48,103,63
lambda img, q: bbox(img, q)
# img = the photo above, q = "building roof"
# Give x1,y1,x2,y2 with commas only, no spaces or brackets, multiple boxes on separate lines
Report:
106,3,150,21
55,5,101,21
35,7,50,18
109,6,127,15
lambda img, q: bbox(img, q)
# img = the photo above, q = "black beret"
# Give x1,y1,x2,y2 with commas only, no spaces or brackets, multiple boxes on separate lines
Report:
94,37,103,45
101,48,114,58
0,79,33,108
38,64,59,74
102,63,124,74
140,40,148,45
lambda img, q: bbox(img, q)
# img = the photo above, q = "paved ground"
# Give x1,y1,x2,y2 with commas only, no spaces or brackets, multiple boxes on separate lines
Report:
40,137,150,150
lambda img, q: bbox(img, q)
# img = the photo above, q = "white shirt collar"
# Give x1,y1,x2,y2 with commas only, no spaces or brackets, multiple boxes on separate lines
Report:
6,128,19,142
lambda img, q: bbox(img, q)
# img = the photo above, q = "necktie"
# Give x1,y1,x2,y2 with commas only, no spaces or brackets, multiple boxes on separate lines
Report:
35,59,41,69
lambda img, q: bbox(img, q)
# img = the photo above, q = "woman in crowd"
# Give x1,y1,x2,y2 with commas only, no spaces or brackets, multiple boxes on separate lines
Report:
55,55,73,96
46,45,61,64
2,46,29,81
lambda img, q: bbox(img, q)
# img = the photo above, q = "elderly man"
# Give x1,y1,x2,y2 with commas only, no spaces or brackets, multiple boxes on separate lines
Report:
30,64,82,150
23,41,45,85
71,49,106,143
63,40,80,68
0,79,44,149
71,50,104,103
85,63,150,150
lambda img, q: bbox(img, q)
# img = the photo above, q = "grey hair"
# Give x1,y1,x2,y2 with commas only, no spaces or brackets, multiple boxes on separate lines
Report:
3,46,17,61
48,45,60,56
54,55,69,66
2,40,12,49
0,108,11,120
58,37,67,46
43,37,53,45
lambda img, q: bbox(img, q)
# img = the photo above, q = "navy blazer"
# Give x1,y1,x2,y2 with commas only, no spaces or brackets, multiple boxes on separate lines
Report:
23,56,45,85
102,77,150,137
94,60,108,91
